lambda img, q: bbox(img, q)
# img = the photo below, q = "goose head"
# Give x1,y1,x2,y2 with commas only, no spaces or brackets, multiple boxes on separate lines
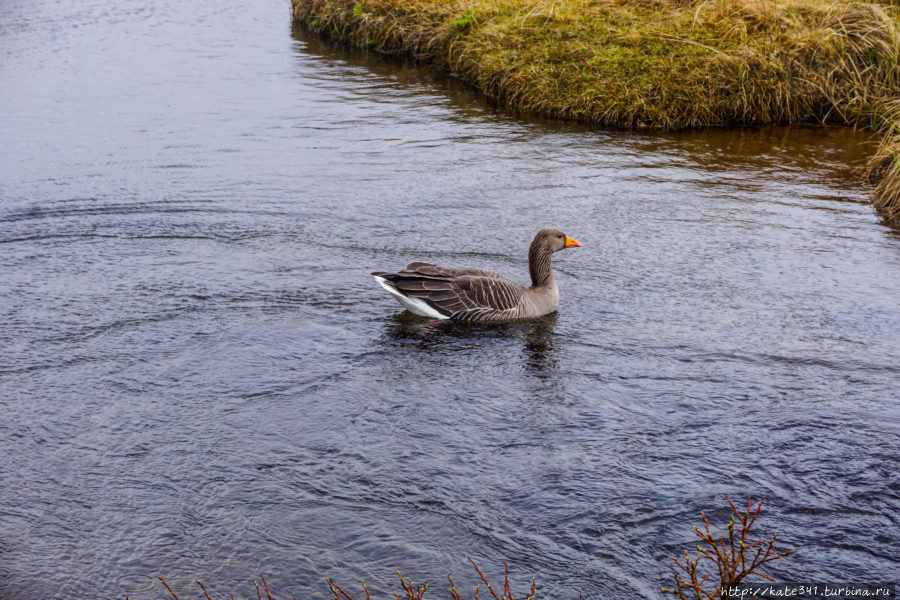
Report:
534,227,582,253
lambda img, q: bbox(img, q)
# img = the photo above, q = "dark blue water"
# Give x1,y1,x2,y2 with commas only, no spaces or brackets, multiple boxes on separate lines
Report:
1,0,898,598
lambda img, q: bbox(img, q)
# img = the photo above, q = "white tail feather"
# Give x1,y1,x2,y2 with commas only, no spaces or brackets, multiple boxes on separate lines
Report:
373,276,449,319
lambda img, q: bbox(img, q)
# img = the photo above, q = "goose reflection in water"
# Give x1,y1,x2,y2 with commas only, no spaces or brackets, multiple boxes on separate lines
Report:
380,311,560,380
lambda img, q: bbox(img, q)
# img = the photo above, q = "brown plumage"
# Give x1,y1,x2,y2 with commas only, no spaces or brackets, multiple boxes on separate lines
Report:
372,228,581,322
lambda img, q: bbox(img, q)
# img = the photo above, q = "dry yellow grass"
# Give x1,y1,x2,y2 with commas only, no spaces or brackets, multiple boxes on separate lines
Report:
292,0,900,223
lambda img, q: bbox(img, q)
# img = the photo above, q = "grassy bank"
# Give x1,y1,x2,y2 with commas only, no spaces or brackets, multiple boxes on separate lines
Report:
291,0,900,223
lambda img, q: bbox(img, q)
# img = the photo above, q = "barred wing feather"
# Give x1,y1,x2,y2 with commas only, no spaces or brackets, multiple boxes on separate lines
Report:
373,262,526,321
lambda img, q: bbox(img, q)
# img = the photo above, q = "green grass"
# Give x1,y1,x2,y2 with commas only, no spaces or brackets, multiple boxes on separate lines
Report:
453,9,476,30
293,0,900,223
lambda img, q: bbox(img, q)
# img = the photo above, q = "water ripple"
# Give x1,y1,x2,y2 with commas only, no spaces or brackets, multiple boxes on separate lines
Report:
0,0,898,599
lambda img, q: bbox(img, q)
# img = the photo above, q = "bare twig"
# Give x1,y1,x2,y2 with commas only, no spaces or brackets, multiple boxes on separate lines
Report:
468,557,502,600
328,578,355,600
447,574,462,600
662,496,794,600
158,577,180,600
197,580,214,600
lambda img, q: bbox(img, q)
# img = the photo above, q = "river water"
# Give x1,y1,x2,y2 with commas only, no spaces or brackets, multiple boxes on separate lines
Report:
1,0,898,598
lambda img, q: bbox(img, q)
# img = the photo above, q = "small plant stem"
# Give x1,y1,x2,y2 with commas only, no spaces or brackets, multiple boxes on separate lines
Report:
328,578,355,600
197,580,214,600
468,556,503,600
158,577,180,600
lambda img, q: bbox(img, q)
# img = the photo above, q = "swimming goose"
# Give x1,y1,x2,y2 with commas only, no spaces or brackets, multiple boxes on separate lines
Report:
372,228,581,322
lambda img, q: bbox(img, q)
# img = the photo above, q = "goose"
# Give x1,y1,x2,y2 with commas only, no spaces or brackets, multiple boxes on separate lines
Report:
372,228,581,322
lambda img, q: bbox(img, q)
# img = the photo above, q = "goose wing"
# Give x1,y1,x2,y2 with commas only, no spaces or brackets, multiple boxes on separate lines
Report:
373,262,526,320
400,261,507,280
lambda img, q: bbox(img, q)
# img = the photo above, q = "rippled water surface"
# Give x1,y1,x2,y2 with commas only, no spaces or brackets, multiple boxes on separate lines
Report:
1,0,899,598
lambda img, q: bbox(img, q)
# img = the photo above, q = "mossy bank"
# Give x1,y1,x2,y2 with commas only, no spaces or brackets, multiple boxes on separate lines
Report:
292,0,900,223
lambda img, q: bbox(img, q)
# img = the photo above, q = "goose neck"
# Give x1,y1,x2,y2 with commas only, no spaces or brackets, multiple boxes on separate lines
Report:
528,240,554,288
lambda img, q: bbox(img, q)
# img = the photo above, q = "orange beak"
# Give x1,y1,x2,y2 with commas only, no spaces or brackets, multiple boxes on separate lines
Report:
564,236,582,248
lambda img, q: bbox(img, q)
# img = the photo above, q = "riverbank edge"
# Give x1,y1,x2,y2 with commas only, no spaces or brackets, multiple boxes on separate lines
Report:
290,0,900,225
